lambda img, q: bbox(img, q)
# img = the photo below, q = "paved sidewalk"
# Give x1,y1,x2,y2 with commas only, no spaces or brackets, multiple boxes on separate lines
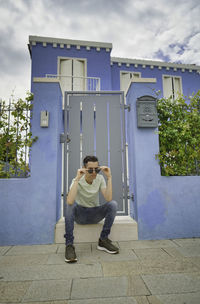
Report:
0,238,200,303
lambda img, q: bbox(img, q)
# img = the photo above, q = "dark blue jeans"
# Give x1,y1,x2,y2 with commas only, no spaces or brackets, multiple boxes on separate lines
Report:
64,200,118,245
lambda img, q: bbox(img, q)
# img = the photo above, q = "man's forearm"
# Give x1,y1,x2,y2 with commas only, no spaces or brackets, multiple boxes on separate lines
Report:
67,179,79,205
105,176,112,201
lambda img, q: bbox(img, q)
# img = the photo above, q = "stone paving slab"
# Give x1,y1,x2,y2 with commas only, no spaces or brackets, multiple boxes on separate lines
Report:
0,281,31,303
57,243,92,254
71,276,128,299
155,292,200,304
118,240,178,249
141,273,200,294
0,254,49,267
22,302,68,304
68,297,138,304
5,245,58,255
147,295,163,304
133,248,172,260
47,252,94,265
188,257,200,268
23,280,72,302
158,292,200,304
88,248,138,262
174,245,200,257
172,238,200,247
135,296,165,304
133,257,200,273
0,247,11,256
127,275,151,296
47,253,68,265
102,258,199,276
134,296,151,304
47,251,101,265
0,263,102,281
162,247,186,259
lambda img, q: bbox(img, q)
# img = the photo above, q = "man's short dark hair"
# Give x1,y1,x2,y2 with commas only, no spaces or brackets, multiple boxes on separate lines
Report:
83,155,98,167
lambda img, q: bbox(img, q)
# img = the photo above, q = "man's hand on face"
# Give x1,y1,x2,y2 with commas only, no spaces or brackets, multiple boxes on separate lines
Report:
75,168,87,181
100,166,112,178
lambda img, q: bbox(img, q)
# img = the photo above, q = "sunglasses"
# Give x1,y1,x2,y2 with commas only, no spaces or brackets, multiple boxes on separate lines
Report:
87,167,101,174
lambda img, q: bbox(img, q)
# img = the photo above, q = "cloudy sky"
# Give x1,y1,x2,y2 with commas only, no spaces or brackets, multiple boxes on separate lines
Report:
0,0,200,100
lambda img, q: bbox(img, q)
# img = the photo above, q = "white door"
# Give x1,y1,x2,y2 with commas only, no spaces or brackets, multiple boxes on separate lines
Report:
174,77,182,99
60,59,72,92
73,59,85,91
163,76,182,99
163,76,173,98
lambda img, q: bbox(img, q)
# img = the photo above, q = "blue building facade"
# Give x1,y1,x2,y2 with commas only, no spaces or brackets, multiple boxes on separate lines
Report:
29,36,200,96
0,36,199,245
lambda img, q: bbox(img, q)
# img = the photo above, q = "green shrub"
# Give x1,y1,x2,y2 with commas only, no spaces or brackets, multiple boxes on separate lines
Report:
0,93,38,178
156,91,200,176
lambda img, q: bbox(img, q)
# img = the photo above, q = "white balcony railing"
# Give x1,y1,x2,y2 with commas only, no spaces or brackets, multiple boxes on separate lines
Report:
46,74,101,91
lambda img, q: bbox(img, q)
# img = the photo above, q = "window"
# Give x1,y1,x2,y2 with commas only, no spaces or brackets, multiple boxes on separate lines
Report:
120,71,141,93
58,58,86,93
163,75,182,100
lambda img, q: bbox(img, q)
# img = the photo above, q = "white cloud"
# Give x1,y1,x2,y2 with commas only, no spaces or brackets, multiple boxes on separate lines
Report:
0,0,199,100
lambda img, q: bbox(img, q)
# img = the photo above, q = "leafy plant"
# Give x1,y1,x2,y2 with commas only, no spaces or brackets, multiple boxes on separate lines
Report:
156,91,200,176
0,93,38,178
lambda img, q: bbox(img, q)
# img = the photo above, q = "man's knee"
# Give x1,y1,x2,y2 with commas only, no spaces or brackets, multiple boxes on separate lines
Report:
108,200,118,212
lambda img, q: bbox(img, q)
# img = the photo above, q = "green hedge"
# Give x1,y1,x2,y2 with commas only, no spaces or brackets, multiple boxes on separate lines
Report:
156,91,200,176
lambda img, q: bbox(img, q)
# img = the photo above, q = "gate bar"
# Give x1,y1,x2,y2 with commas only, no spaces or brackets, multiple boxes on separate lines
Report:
63,98,69,216
121,91,129,214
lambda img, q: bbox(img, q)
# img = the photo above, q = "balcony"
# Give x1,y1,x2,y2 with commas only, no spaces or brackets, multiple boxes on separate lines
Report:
46,74,101,92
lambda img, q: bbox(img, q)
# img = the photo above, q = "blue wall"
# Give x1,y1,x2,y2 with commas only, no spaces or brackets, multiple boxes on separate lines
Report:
31,43,112,90
0,82,62,245
127,81,200,240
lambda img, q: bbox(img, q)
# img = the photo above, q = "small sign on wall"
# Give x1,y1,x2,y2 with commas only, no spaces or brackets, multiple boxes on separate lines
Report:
136,96,158,128
40,111,49,127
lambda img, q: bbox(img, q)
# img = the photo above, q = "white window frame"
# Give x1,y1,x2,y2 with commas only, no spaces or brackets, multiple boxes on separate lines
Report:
162,75,183,100
120,71,141,91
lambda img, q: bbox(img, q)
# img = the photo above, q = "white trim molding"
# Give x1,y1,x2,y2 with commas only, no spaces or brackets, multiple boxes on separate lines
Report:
29,35,112,51
131,78,157,83
111,57,200,72
125,78,157,96
33,77,60,83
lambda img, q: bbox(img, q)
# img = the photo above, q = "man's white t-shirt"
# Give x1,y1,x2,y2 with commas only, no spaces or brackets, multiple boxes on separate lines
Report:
70,174,106,208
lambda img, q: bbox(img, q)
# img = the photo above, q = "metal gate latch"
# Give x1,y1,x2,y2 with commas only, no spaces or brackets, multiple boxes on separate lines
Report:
127,193,134,201
60,133,71,143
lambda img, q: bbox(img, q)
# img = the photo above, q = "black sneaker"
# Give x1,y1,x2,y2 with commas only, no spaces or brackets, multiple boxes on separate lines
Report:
65,244,77,263
97,238,119,254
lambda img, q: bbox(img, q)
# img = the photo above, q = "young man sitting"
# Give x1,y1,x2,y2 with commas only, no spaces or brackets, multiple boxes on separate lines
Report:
64,155,119,263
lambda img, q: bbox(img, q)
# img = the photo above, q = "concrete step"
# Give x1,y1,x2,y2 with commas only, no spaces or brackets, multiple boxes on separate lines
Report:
55,216,138,243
